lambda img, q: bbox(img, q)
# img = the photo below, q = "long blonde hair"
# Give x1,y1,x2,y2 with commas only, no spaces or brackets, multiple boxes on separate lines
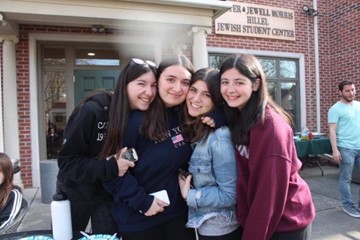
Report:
0,153,14,208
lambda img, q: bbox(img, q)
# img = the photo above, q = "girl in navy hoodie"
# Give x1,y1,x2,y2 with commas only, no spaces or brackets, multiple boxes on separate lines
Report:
103,55,196,240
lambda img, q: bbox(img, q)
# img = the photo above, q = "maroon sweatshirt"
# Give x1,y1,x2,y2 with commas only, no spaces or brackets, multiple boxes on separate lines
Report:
235,107,315,240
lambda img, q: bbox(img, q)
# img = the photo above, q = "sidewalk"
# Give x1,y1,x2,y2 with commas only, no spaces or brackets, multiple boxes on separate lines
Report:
300,165,360,240
18,165,360,239
19,188,51,231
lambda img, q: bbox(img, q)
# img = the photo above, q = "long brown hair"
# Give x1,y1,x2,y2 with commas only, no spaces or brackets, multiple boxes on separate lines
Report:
0,153,14,208
219,54,293,145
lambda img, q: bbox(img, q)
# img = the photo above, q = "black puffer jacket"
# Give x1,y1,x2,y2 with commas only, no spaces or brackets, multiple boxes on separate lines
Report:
57,91,118,202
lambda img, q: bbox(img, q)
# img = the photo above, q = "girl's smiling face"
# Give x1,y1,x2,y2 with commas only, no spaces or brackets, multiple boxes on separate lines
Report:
186,80,214,117
220,68,259,110
127,71,157,110
157,64,191,107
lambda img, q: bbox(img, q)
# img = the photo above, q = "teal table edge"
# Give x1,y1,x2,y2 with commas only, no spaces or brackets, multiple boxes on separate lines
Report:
295,137,332,176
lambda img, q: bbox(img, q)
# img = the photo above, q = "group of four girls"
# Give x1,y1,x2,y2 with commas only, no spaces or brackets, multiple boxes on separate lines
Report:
57,53,315,240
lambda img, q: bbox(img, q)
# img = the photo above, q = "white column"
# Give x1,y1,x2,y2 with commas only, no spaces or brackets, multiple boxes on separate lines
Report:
0,35,23,188
191,26,211,71
313,0,320,132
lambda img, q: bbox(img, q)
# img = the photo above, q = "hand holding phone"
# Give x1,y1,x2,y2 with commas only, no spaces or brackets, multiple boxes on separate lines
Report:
121,148,138,162
150,190,170,205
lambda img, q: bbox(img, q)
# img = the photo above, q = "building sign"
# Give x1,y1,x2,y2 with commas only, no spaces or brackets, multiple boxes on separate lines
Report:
215,2,295,41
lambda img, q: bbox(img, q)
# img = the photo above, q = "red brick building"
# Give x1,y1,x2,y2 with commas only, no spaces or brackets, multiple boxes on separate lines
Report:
0,0,359,187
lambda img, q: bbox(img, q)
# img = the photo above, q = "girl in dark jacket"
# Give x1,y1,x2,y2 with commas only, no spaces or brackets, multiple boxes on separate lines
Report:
57,58,157,234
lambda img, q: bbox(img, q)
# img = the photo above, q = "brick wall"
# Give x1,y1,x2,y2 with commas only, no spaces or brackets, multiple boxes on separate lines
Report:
324,0,360,128
17,29,32,187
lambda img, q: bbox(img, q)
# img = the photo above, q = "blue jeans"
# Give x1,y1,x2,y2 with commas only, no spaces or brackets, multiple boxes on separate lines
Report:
338,147,360,208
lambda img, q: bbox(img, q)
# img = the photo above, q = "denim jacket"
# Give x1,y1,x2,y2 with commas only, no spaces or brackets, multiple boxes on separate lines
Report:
186,127,238,229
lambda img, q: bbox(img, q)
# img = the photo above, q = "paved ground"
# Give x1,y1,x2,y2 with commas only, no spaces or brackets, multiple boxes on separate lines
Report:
17,163,360,239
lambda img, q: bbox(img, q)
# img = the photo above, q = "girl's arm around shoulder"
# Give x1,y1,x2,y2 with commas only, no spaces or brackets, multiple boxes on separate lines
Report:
205,104,227,128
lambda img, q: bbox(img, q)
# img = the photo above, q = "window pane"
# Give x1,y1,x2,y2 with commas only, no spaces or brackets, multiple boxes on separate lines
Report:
44,71,66,159
280,60,296,78
281,83,296,110
281,82,297,123
43,48,66,65
259,59,276,78
267,81,277,101
209,55,230,70
75,49,120,66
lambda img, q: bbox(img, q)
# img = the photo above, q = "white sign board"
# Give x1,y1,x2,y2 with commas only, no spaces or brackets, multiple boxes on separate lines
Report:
215,2,295,41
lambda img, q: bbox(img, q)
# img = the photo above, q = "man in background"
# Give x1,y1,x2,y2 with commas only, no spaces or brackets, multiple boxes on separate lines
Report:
328,80,360,218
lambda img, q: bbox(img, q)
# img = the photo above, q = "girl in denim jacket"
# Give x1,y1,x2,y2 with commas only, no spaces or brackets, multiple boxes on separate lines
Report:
179,68,241,240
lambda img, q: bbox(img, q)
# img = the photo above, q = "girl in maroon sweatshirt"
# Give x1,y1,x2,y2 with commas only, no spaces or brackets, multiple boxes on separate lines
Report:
219,54,315,240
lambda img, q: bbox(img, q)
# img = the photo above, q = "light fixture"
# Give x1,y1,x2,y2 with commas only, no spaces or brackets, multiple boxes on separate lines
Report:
303,5,319,17
91,24,105,33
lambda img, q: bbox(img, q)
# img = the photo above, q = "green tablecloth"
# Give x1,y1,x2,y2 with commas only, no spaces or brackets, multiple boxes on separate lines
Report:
295,137,332,158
